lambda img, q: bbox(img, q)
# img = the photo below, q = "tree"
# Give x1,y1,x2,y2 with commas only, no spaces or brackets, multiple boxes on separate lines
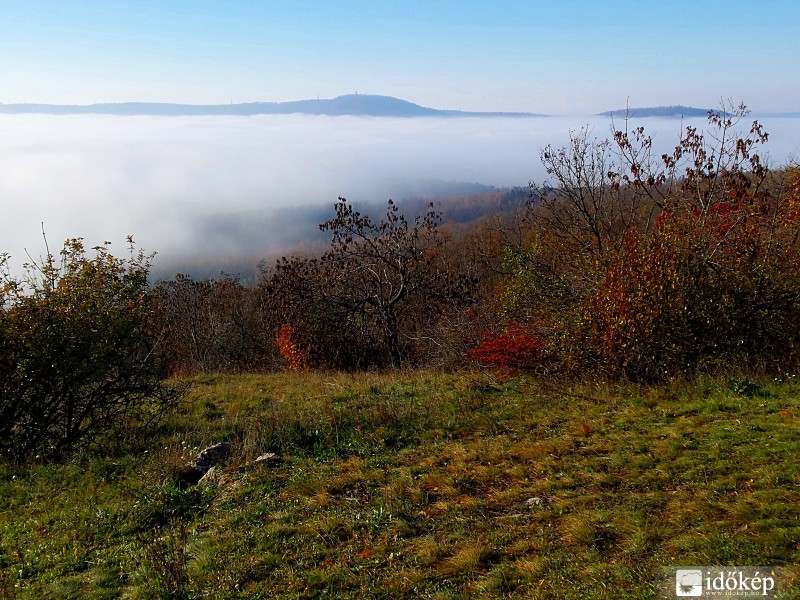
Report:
534,128,635,260
0,237,181,459
264,198,475,368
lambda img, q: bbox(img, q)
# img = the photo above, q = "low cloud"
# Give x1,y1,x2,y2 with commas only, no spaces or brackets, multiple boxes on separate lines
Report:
1,113,798,278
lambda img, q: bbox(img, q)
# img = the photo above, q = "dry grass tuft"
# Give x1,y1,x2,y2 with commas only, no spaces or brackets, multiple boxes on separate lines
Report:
435,541,490,576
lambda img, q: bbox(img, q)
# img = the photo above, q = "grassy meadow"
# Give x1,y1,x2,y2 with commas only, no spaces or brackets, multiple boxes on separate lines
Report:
1,371,799,598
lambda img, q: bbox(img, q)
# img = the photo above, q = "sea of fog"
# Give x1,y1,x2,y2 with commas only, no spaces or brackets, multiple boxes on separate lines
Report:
1,114,798,277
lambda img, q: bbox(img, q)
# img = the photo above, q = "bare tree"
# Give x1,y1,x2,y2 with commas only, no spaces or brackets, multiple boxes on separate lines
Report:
264,198,475,368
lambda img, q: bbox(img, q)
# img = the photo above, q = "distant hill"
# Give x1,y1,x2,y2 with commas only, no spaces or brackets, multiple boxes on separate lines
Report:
0,94,545,118
598,105,712,118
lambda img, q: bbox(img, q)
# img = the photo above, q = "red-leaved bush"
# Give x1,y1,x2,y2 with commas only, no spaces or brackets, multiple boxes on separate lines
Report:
467,322,546,372
588,229,685,379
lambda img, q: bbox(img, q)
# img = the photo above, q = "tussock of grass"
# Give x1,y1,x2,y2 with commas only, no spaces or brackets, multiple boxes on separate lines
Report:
2,371,800,598
436,541,491,576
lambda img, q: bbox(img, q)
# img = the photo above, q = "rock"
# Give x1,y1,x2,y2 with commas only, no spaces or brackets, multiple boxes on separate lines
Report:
176,441,232,486
197,466,222,486
524,497,543,506
192,442,231,476
251,452,281,467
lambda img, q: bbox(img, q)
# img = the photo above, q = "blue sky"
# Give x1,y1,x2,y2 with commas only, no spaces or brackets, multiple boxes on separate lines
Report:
1,0,798,113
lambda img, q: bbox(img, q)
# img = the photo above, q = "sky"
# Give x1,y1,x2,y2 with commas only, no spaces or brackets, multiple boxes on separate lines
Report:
1,0,798,114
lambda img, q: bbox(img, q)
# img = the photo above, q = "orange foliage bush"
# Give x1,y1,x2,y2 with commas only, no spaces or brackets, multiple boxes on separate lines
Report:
276,324,310,372
589,230,685,379
587,184,800,379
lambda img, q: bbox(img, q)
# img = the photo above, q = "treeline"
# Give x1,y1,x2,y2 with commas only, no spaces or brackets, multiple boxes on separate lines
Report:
2,103,799,459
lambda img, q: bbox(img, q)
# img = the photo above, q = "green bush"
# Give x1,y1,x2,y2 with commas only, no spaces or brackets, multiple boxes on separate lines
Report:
0,237,182,460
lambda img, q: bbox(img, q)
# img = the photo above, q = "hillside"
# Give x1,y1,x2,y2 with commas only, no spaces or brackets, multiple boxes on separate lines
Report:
2,372,799,597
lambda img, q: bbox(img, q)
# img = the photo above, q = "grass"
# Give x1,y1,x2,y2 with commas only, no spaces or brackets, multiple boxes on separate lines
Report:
1,371,800,598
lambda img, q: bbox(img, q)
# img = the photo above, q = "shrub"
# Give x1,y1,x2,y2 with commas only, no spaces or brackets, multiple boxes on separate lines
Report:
263,252,382,370
0,237,182,460
275,324,310,371
589,168,800,379
588,227,691,379
506,103,800,379
467,322,547,373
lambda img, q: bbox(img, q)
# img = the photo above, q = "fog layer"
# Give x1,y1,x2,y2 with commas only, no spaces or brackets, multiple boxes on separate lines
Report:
1,114,798,277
